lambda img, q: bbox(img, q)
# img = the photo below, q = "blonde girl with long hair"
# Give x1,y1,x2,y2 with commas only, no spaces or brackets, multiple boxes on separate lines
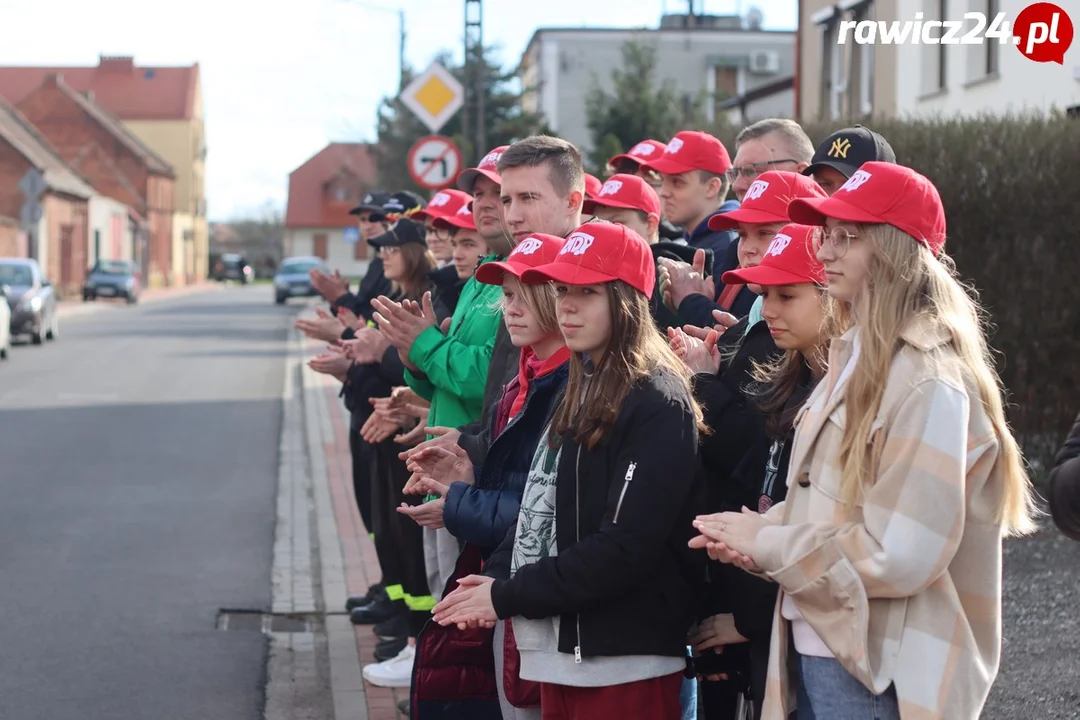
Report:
691,162,1037,720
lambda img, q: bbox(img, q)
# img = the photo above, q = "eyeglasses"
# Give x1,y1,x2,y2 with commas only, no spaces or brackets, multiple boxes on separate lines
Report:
377,245,401,257
726,158,798,183
426,225,452,242
811,225,859,259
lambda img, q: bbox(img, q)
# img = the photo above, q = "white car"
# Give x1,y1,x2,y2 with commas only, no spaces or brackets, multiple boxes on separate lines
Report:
0,284,11,359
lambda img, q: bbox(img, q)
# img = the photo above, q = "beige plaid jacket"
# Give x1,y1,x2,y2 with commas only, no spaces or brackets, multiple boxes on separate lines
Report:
754,318,1005,720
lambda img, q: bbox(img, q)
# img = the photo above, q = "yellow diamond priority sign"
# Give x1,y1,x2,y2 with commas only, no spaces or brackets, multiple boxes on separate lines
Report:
400,62,464,134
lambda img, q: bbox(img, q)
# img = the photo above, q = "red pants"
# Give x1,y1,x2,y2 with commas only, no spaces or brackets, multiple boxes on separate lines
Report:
539,671,683,720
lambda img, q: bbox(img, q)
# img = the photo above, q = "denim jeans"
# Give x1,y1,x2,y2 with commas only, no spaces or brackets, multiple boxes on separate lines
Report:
679,647,698,720
797,655,900,720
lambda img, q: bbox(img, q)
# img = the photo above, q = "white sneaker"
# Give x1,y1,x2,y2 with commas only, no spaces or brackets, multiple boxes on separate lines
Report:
362,644,415,688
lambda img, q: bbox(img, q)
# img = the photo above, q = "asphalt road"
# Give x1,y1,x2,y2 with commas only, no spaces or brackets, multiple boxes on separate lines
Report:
0,285,301,720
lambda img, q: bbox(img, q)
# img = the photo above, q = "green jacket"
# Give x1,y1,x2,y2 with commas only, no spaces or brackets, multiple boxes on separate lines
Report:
405,256,503,433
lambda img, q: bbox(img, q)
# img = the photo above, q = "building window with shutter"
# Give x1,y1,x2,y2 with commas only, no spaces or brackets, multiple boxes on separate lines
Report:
313,233,328,259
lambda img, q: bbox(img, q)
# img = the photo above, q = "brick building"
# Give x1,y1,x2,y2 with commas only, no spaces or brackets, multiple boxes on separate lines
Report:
16,74,176,287
0,96,95,294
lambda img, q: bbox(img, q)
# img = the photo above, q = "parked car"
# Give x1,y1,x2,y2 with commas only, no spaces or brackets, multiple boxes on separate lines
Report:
273,256,326,304
0,285,10,359
214,253,254,284
83,259,139,303
0,258,58,345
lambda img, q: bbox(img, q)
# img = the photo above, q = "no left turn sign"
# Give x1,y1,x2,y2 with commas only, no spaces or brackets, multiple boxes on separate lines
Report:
407,135,463,191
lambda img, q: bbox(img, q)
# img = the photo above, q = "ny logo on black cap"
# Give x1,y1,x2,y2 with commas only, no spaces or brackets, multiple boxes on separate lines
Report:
828,138,852,159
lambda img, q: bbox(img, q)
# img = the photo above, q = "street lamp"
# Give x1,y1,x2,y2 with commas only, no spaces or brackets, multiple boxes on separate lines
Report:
343,0,406,91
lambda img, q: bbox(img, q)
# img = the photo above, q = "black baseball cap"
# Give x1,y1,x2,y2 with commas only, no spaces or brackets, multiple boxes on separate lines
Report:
382,190,426,217
350,190,392,218
367,217,426,249
803,125,896,179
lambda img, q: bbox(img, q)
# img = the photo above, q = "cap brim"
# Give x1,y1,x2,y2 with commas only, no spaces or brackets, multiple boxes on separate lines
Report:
456,168,501,192
520,262,616,287
640,156,696,176
475,260,523,285
802,160,859,178
608,153,644,168
582,197,659,215
708,208,789,231
349,204,384,216
722,265,816,287
411,209,440,223
788,195,884,227
437,215,476,230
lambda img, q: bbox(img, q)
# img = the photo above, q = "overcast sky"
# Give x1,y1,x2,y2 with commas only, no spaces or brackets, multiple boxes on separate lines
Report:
0,0,796,221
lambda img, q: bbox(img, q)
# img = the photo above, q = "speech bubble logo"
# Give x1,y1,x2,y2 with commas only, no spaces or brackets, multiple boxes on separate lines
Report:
1013,2,1074,64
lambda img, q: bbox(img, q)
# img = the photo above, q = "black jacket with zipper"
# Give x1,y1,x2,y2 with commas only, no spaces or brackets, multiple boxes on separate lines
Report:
484,369,707,660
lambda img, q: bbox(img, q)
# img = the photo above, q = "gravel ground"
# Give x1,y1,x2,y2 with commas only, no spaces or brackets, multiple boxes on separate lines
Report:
985,500,1080,719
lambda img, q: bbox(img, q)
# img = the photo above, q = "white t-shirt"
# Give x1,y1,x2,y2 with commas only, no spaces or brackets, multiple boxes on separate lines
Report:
781,331,862,658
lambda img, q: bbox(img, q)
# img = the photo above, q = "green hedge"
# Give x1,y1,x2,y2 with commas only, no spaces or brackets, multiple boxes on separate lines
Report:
716,115,1080,477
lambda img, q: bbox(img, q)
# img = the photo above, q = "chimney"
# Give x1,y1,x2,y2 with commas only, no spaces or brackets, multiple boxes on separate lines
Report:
99,55,135,73
44,72,63,87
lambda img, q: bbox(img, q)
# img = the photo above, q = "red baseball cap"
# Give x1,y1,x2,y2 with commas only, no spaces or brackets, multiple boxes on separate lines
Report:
412,189,472,223
709,171,827,231
456,145,508,193
609,139,667,169
433,200,477,231
641,131,732,176
584,173,603,200
521,222,655,298
582,174,661,217
722,224,825,287
475,233,566,285
787,162,947,256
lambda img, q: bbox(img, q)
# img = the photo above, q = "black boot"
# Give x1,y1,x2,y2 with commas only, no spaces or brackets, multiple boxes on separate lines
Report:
345,583,384,612
374,633,409,662
349,593,399,625
374,613,408,641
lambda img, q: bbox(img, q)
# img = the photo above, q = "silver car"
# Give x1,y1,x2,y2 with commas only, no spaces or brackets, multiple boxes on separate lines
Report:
273,256,327,305
0,258,58,345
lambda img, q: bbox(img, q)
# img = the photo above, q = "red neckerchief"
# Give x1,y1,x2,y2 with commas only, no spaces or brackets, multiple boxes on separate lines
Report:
508,345,571,420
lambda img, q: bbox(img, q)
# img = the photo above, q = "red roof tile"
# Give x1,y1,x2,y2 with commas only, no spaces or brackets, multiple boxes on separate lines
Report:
285,143,379,229
0,56,198,120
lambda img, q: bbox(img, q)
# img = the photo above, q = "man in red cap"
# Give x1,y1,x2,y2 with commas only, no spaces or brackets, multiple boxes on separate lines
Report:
642,130,739,284
608,139,687,243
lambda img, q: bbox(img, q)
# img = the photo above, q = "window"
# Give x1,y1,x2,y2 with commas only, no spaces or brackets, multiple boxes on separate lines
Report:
854,3,875,115
921,0,948,94
313,233,328,259
815,7,838,120
966,0,999,82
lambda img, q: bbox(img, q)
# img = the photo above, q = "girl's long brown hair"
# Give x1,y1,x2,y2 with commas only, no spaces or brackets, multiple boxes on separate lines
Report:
392,243,436,300
550,280,706,449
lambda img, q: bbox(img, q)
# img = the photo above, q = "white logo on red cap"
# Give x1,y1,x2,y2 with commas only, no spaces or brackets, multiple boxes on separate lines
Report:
631,142,656,157
561,231,594,256
513,237,543,256
745,180,770,202
841,169,872,193
480,151,503,171
456,203,472,216
599,180,623,196
766,233,792,257
666,138,684,154
430,192,450,207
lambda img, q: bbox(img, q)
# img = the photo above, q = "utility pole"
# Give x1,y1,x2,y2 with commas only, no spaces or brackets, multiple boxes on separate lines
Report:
463,0,484,165
398,9,406,91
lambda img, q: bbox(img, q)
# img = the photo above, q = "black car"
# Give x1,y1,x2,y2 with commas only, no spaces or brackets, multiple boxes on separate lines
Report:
83,259,140,303
214,254,254,284
0,258,58,345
